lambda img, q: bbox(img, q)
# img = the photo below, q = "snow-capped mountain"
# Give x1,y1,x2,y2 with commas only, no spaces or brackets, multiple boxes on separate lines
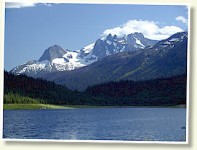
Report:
79,32,157,61
11,32,158,76
43,31,187,90
152,31,188,50
10,45,86,76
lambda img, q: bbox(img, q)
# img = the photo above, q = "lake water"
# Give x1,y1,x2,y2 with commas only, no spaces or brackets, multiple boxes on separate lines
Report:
3,108,186,141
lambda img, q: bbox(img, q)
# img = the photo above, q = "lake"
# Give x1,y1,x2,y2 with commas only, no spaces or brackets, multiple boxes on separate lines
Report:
3,108,186,141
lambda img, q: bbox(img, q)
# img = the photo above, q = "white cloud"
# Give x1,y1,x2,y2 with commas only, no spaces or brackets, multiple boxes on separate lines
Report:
175,16,188,24
5,2,52,9
5,2,37,8
43,3,52,7
102,20,183,40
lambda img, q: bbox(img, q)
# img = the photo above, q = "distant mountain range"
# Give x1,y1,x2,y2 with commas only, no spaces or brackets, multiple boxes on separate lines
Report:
10,31,187,91
11,32,157,76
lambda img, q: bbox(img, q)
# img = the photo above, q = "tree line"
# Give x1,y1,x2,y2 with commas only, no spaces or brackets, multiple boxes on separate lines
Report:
4,71,186,106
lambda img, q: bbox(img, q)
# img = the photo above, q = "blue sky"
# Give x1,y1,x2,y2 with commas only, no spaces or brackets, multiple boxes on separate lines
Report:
4,3,188,71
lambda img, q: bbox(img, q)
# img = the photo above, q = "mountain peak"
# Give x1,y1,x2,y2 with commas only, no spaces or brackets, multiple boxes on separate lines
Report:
106,34,113,40
134,32,144,36
48,44,65,51
38,45,67,62
106,34,117,39
113,34,117,39
127,32,144,38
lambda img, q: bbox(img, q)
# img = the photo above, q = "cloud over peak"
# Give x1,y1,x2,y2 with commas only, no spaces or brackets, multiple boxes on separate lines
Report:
102,20,183,40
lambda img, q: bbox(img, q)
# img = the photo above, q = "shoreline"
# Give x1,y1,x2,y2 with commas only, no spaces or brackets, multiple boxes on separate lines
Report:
3,104,186,110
